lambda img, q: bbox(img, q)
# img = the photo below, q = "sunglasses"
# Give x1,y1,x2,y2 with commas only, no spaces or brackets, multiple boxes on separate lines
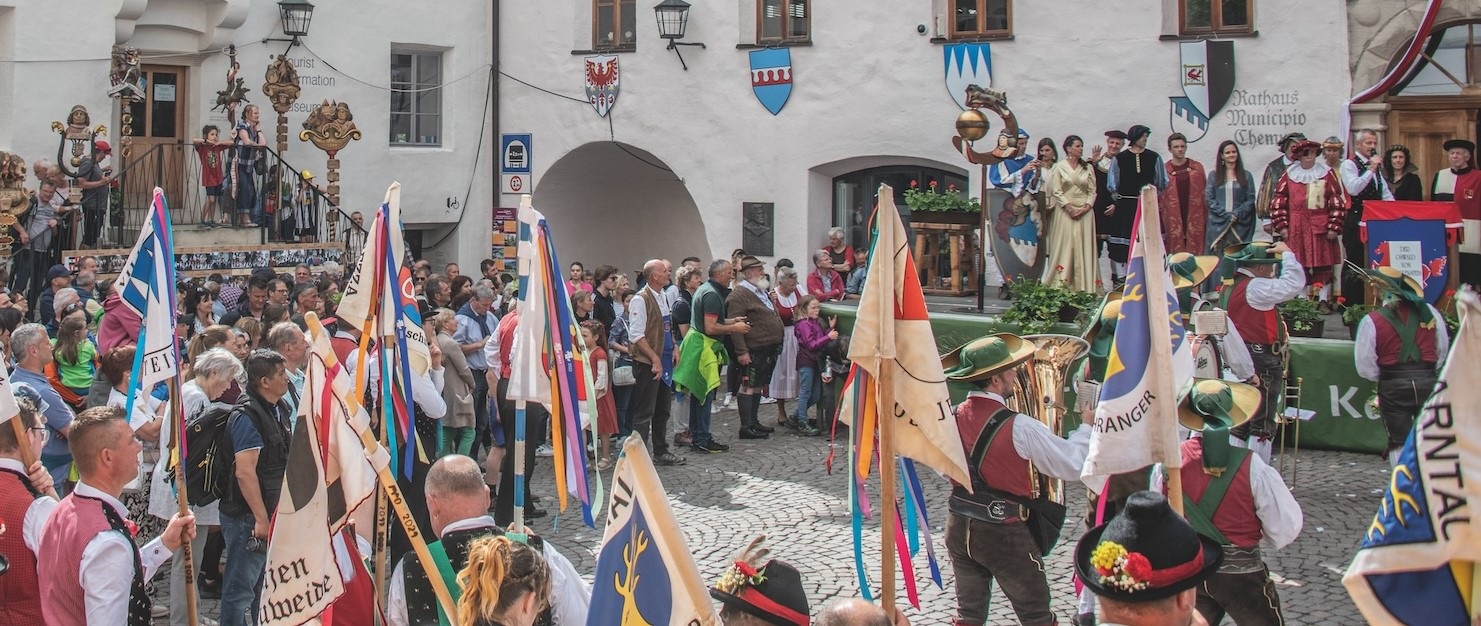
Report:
62,302,85,316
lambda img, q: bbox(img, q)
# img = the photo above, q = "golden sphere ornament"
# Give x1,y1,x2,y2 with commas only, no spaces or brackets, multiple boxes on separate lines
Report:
956,109,991,142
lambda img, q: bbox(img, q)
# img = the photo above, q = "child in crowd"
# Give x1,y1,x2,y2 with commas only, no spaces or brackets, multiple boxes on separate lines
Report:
581,320,618,470
790,295,837,436
51,309,98,409
191,125,232,228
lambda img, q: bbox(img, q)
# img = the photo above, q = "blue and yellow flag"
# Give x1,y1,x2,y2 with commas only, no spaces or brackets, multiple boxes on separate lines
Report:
1344,289,1481,625
587,434,719,626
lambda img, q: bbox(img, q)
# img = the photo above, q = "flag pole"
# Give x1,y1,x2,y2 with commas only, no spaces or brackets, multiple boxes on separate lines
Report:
7,416,56,499
167,376,201,626
878,362,899,610
512,400,527,533
1136,184,1184,515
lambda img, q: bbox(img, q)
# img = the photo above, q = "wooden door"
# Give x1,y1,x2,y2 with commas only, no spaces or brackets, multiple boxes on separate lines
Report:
125,65,188,218
1386,105,1476,197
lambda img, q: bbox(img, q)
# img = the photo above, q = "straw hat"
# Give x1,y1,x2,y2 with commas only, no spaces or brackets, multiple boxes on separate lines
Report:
1167,253,1219,290
1177,378,1260,431
941,333,1035,382
1081,289,1125,346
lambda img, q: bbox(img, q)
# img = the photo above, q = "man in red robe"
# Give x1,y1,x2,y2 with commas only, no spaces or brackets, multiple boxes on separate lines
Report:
1160,132,1208,256
1430,138,1481,288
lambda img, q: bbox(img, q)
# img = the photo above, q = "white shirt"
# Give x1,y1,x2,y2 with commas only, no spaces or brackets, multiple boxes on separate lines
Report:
1233,252,1305,312
64,481,174,625
346,348,448,418
1160,434,1304,550
1339,155,1395,200
0,457,59,553
483,320,503,380
107,387,162,432
1353,304,1450,381
387,515,591,626
968,391,1092,482
626,285,669,344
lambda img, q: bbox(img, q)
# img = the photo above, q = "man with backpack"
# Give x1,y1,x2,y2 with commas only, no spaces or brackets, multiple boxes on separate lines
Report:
218,349,294,626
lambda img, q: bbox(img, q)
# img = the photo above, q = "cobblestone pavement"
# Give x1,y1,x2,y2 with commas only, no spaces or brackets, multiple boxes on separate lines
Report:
155,405,1385,625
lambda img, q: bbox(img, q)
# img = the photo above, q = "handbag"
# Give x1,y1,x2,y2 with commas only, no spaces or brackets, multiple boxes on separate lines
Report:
612,352,636,386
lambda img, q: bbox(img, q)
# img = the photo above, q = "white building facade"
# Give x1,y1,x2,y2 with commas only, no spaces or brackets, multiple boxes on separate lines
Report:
0,0,495,267
500,0,1353,278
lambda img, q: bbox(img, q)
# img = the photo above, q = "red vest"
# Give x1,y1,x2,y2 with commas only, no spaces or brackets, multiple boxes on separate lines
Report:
0,468,43,624
1179,438,1262,547
331,332,359,364
38,495,126,626
1226,276,1282,344
953,396,1033,498
1368,307,1439,366
497,311,519,379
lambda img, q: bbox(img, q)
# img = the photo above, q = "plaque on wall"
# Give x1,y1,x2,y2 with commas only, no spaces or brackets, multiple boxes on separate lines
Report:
742,202,774,256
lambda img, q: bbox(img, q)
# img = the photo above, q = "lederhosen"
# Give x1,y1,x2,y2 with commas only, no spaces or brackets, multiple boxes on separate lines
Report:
401,526,552,626
1369,305,1440,453
1343,156,1383,303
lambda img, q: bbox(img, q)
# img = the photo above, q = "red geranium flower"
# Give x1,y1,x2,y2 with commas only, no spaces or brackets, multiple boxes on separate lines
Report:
929,180,938,188
947,183,957,191
910,180,918,188
1123,552,1152,581
735,561,759,578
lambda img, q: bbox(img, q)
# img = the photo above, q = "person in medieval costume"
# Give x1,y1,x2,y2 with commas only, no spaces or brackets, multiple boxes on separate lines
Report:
1220,241,1304,463
1045,135,1100,292
1256,132,1306,239
1353,267,1449,468
1205,141,1258,293
1093,130,1127,276
990,128,1044,265
1430,138,1481,288
1270,139,1348,311
1160,133,1208,256
1322,135,1345,171
1339,129,1393,309
1106,125,1168,286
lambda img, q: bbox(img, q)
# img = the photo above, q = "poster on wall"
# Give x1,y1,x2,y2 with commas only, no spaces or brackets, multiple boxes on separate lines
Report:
1360,200,1461,303
1168,40,1235,143
492,207,518,272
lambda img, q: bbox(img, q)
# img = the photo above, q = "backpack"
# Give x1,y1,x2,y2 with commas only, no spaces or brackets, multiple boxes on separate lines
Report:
178,400,246,507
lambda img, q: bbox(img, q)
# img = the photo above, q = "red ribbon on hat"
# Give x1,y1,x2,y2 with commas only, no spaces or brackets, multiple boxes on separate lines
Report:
1144,550,1205,589
734,586,809,626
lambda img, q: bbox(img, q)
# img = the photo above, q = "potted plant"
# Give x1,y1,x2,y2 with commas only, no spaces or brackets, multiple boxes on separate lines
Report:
905,180,981,225
1279,297,1324,338
1340,300,1376,339
1000,276,1101,335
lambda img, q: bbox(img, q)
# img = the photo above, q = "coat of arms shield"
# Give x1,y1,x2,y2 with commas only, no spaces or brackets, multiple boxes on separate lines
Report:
944,42,992,110
1168,41,1235,142
749,49,792,115
585,54,620,117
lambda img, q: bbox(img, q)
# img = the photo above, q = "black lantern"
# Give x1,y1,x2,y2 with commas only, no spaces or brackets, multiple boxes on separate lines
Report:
654,0,705,70
278,0,315,42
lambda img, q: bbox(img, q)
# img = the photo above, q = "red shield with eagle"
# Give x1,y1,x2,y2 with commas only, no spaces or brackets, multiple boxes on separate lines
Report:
584,55,620,117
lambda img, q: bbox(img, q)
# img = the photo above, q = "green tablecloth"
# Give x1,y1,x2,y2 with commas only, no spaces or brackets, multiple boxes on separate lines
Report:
822,305,1386,454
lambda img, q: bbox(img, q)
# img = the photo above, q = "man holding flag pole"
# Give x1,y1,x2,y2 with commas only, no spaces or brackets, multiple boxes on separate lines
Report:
0,384,59,624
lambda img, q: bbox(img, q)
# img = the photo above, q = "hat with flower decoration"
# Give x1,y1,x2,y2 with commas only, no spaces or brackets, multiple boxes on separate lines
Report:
1075,491,1222,601
710,535,810,625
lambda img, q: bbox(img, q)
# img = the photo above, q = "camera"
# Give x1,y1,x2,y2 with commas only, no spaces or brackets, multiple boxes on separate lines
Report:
916,24,928,35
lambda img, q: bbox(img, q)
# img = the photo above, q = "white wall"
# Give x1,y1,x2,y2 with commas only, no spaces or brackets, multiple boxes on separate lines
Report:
500,1,1352,275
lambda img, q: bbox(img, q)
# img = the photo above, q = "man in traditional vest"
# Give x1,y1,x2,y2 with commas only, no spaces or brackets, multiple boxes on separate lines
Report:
1073,491,1222,626
1220,241,1305,463
1353,267,1449,467
628,259,686,465
36,406,195,626
1338,129,1393,306
940,333,1092,626
0,396,58,624
1174,379,1302,626
387,455,588,626
1431,138,1481,287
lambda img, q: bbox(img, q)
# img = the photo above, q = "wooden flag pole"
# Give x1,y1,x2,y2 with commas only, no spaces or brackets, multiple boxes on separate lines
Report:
877,364,899,611
8,417,57,500
167,377,201,626
1136,184,1184,516
371,355,392,607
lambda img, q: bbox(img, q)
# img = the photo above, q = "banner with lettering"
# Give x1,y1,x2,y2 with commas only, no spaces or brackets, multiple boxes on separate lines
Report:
1360,200,1462,303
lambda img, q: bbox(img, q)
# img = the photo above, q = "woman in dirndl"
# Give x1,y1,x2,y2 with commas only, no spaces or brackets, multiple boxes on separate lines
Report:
769,265,802,426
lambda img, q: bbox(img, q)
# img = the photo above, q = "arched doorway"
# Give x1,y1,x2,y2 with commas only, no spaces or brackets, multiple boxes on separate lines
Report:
1384,20,1481,191
533,141,708,274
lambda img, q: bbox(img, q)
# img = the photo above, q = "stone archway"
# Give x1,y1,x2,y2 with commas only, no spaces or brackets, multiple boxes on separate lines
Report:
533,141,709,274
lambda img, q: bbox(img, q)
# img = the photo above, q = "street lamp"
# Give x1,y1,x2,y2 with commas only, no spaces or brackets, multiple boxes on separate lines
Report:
265,0,315,46
654,0,705,71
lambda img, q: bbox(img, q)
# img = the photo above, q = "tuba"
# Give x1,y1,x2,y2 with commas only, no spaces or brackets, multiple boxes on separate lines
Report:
1008,334,1090,504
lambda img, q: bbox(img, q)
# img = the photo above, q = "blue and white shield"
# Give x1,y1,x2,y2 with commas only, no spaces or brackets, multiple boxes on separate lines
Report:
749,48,792,115
944,42,992,110
1168,40,1235,142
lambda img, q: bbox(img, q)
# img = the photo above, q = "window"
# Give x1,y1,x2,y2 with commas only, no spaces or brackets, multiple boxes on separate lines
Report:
832,165,970,251
759,0,809,44
950,0,1011,39
593,0,637,51
390,51,442,146
1180,0,1252,35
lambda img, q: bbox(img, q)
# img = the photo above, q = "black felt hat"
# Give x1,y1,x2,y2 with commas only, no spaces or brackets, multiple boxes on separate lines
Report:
1074,491,1222,602
1444,139,1476,154
710,558,810,626
1104,129,1129,140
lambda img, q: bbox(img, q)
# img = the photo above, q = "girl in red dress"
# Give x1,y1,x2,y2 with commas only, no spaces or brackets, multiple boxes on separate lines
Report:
581,320,619,470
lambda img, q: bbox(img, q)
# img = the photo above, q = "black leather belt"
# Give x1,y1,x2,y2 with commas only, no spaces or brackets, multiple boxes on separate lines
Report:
949,493,1027,525
1380,363,1437,381
1248,342,1285,355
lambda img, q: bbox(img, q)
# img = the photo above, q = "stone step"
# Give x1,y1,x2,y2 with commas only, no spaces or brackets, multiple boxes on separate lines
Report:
173,223,268,248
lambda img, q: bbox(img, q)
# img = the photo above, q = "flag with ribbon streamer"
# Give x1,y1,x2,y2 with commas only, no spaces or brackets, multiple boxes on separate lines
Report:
116,188,180,419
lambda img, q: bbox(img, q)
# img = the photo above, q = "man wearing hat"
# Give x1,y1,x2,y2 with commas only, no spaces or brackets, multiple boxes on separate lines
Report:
1220,241,1304,462
1256,132,1306,233
1094,130,1128,268
1353,266,1449,467
725,255,786,443
711,536,810,626
1169,253,1256,383
75,140,112,248
1074,491,1221,626
1106,125,1168,286
1172,379,1302,626
37,264,74,326
942,334,1092,626
1431,138,1481,287
1270,139,1348,311
989,128,1039,196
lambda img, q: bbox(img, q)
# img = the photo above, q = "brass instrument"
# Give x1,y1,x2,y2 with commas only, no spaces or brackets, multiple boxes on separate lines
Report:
1009,334,1090,503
